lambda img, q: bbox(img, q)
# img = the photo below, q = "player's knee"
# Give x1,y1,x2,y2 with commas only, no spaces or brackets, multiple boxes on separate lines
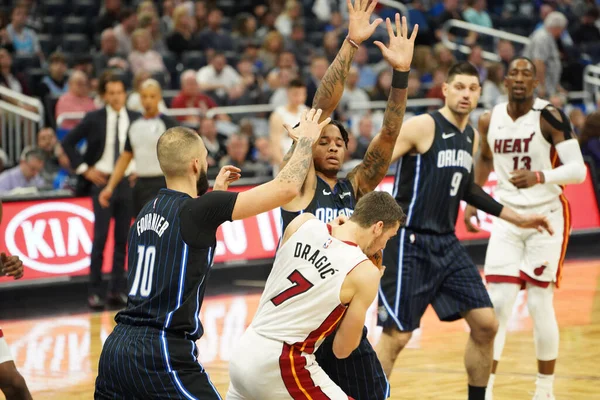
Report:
0,369,27,394
382,327,412,353
470,315,498,345
527,285,554,319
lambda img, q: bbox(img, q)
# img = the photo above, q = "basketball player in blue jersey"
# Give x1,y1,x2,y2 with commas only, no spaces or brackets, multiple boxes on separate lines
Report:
94,109,331,399
278,5,417,399
375,62,553,400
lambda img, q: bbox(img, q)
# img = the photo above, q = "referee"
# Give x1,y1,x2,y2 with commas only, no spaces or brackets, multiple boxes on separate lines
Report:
99,79,177,214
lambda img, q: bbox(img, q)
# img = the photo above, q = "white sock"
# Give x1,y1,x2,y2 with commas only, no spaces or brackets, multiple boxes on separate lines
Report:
487,373,495,390
535,373,554,393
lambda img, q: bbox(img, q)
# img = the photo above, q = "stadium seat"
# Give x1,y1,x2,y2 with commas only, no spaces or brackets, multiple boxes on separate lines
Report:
72,0,99,18
43,0,68,17
63,16,88,35
12,54,41,71
25,68,46,93
61,34,90,54
181,51,206,71
42,16,61,35
307,31,325,47
38,34,58,57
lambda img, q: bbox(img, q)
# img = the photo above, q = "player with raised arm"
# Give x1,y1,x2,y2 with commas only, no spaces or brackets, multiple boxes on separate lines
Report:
374,62,553,400
464,57,586,400
227,191,404,400
279,7,417,398
94,109,330,399
0,200,32,400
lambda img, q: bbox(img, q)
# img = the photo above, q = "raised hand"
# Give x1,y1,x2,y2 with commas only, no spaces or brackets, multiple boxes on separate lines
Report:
347,0,384,44
213,165,242,191
283,109,331,144
374,14,418,72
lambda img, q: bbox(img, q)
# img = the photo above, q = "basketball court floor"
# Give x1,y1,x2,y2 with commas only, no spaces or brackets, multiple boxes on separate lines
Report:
2,258,599,399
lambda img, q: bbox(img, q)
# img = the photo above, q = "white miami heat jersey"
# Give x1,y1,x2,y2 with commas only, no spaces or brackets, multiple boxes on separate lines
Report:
487,98,562,208
251,218,367,347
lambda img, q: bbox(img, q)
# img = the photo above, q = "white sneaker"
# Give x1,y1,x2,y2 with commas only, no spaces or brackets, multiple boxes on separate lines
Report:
532,390,555,400
485,389,493,400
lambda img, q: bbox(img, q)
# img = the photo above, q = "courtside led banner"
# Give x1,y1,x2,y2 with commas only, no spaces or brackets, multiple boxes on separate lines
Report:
1,167,598,284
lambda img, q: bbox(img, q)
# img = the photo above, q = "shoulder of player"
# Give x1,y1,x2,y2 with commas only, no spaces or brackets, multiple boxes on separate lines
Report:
478,110,492,133
400,114,435,142
281,213,318,244
347,259,379,286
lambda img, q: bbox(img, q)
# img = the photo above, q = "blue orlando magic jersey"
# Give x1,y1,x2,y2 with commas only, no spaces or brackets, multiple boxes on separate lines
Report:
115,189,238,340
393,111,474,234
281,176,356,231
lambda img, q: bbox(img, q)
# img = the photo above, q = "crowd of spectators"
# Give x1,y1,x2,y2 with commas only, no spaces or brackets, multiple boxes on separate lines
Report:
0,0,597,200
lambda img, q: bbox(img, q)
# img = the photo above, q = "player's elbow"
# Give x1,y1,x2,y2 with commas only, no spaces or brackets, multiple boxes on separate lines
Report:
278,184,302,202
574,163,587,184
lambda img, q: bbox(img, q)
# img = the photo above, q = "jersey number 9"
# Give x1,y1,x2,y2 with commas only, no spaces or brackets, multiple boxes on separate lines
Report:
450,172,463,197
129,245,156,298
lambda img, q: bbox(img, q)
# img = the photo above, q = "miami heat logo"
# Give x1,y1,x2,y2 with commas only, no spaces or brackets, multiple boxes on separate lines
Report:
323,238,332,249
534,265,547,276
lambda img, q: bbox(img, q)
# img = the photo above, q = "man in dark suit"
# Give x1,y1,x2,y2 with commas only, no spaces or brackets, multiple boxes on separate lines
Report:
62,73,141,309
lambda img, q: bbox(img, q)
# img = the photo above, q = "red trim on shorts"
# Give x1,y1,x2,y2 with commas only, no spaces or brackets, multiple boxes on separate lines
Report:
326,224,358,247
519,271,551,288
279,305,348,399
485,273,550,289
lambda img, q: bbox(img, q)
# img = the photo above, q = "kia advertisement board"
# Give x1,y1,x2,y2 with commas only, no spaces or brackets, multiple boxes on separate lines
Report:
0,168,598,286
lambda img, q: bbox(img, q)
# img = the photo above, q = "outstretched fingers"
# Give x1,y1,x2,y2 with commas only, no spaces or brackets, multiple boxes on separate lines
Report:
318,117,332,130
366,0,378,14
410,22,419,40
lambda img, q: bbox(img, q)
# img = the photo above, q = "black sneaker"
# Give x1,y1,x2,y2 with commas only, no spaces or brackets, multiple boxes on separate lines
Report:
88,294,105,310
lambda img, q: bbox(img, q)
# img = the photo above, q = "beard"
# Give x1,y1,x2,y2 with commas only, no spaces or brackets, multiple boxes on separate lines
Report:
197,169,209,196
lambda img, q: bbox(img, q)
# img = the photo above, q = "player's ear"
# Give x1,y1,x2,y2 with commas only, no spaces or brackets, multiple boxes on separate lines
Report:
532,77,539,90
373,221,384,236
442,82,448,98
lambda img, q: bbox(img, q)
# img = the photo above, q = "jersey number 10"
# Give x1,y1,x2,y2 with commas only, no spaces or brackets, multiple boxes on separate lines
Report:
129,245,156,298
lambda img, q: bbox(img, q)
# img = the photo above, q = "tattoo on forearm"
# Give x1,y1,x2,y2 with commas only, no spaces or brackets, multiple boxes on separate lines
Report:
381,87,408,139
312,44,357,111
278,137,313,186
282,141,297,163
360,147,387,183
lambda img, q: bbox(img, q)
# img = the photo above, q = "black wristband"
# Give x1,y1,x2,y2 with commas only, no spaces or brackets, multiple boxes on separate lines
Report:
391,69,410,89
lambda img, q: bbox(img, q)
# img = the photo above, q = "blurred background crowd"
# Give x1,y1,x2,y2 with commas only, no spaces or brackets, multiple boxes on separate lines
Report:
0,0,598,200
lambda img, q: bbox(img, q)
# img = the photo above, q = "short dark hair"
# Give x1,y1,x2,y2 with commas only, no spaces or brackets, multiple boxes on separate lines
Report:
329,120,349,148
350,191,405,229
98,71,126,95
21,148,45,162
446,62,480,84
508,56,537,75
288,79,305,89
48,52,67,65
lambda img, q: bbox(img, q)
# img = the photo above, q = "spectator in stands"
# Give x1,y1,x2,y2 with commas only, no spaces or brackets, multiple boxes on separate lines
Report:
197,8,234,52
354,115,374,159
325,11,346,36
426,69,446,101
407,73,424,99
193,0,208,33
268,67,298,105
34,127,70,186
233,57,265,106
37,52,69,102
138,11,167,54
0,10,14,52
354,45,377,90
166,4,196,58
114,8,138,55
269,78,307,166
569,108,586,137
55,71,97,130
127,72,167,114
275,0,303,37
323,31,340,62
369,69,392,101
497,39,515,71
260,31,285,73
199,117,226,167
433,43,456,76
468,45,487,83
220,133,269,177
340,66,370,119
412,45,436,84
535,3,573,47
305,55,328,107
94,28,129,74
128,28,167,76
160,0,175,35
0,48,27,95
171,70,217,123
233,13,258,51
136,0,157,15
253,136,272,171
434,0,477,45
0,148,45,193
274,51,299,75
580,111,600,181
6,3,42,60
196,52,242,104
481,62,507,109
96,0,122,33
570,6,600,45
287,23,314,68
463,0,493,28
524,11,568,98
256,11,278,40
341,133,361,174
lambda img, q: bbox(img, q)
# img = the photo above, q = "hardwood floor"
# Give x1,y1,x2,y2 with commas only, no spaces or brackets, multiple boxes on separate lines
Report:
2,259,599,399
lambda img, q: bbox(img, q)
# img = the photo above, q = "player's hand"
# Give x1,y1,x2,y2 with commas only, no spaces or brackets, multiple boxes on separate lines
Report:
368,249,383,268
284,109,331,144
98,187,113,208
463,205,481,233
373,14,418,72
83,167,108,186
347,0,383,44
0,253,24,280
213,165,241,191
509,170,540,189
517,214,554,235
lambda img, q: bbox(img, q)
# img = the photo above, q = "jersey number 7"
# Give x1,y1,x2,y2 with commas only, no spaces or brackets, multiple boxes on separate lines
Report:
270,270,314,306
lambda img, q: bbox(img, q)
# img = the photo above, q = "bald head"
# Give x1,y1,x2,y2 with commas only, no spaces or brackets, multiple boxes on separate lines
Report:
157,127,205,177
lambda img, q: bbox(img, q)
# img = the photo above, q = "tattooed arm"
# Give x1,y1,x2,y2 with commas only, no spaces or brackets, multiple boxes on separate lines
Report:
232,110,331,220
348,15,418,199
